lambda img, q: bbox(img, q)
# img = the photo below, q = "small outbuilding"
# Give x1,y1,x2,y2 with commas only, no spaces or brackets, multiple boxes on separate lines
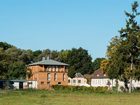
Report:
68,73,90,87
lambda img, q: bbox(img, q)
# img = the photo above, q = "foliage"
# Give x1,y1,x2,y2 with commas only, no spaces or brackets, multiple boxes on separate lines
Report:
100,59,109,73
52,85,108,93
89,58,105,74
64,47,93,77
106,1,140,91
0,42,13,50
0,41,93,79
0,43,27,79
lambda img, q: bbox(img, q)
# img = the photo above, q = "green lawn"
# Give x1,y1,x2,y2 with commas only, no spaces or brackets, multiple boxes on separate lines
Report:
0,90,140,105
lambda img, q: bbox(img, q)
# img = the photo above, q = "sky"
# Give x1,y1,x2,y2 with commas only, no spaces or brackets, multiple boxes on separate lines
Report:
0,0,140,60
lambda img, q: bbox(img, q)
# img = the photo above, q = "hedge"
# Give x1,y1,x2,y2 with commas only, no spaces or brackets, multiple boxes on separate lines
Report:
52,85,109,93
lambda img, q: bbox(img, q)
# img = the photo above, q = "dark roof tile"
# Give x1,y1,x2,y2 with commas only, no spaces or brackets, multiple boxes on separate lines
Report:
29,59,68,66
92,69,108,79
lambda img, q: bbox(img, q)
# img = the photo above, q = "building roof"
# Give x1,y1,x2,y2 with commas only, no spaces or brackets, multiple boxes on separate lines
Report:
75,73,84,78
10,80,27,82
29,58,68,66
92,69,108,79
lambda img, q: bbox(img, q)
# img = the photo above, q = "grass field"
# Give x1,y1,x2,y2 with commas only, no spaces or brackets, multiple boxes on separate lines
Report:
0,90,140,105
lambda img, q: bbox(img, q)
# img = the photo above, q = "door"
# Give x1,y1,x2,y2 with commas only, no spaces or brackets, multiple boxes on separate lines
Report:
19,82,23,89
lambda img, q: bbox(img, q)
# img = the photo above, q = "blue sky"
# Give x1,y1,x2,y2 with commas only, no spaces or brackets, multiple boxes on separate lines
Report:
0,0,140,59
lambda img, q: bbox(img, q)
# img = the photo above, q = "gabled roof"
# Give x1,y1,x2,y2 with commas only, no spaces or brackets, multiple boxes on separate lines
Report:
92,69,108,79
29,58,68,66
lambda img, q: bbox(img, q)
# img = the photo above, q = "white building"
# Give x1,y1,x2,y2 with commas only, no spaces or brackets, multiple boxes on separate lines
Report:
27,80,38,89
10,80,27,89
91,69,115,87
68,73,90,87
91,69,140,90
10,80,37,89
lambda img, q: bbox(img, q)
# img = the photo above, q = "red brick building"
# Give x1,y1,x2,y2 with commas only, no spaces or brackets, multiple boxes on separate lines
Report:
27,58,68,89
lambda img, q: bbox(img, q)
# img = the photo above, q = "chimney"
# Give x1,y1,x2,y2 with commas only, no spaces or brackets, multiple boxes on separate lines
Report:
42,57,46,61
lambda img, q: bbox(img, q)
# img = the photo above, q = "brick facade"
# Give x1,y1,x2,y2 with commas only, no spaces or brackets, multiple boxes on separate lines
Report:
27,59,68,89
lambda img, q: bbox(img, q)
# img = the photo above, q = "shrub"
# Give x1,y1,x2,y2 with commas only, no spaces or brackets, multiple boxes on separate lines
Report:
52,85,109,93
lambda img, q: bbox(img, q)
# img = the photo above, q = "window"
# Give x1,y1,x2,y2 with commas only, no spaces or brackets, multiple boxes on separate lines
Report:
46,66,52,71
52,66,55,71
46,68,49,71
73,80,76,83
63,73,66,81
41,81,44,84
47,82,50,86
68,79,70,83
54,66,56,71
47,73,51,81
54,73,57,81
95,80,97,84
98,80,101,85
58,82,61,85
78,80,81,83
56,66,58,71
46,66,50,71
28,82,32,85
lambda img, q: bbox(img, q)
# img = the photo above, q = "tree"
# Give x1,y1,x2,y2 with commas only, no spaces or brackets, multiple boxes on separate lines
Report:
19,49,33,64
89,58,105,74
100,59,109,73
7,61,26,79
57,50,70,62
0,42,13,50
32,50,42,62
0,49,8,79
106,1,140,92
0,45,27,80
66,47,92,77
106,36,124,80
0,41,93,80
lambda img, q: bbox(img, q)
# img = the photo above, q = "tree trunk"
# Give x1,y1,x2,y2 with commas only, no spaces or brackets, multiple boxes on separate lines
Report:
129,56,133,93
129,77,132,93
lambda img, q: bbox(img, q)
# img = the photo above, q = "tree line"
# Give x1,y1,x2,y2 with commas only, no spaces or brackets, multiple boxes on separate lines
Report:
0,42,104,79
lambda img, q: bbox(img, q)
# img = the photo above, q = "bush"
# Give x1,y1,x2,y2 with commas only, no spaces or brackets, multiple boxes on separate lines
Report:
52,85,109,93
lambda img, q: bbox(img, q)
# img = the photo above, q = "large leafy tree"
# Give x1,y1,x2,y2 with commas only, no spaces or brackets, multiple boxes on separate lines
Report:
89,58,105,74
0,43,27,80
0,42,12,50
67,47,92,77
106,1,140,92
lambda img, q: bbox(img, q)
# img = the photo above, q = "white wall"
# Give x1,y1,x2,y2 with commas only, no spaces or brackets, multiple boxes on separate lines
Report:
13,82,19,89
68,77,90,87
91,78,140,88
132,80,140,88
12,81,37,89
27,81,38,89
91,78,116,87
